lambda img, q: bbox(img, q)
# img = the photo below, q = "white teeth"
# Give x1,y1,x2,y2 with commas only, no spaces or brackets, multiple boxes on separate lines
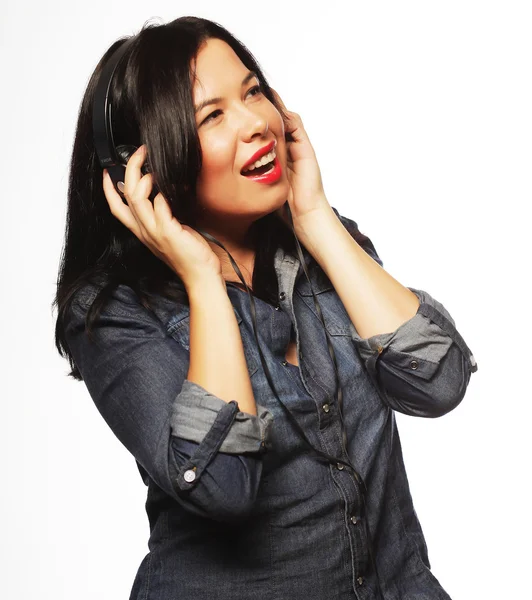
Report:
242,149,276,172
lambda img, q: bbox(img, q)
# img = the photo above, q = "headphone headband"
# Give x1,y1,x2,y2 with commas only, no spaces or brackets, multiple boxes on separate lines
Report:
92,36,137,170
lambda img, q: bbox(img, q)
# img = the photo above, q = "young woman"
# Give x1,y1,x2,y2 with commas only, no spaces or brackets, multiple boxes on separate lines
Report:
54,15,477,600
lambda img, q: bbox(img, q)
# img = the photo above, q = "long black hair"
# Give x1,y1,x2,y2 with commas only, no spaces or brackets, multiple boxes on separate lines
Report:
53,15,300,381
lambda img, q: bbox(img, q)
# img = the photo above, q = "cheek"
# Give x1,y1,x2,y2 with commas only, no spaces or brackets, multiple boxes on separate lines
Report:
199,138,235,180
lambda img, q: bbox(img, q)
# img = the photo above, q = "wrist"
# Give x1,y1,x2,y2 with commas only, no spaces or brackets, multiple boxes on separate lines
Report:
185,272,226,298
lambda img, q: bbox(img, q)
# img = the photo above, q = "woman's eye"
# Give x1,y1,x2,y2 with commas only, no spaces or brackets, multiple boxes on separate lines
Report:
248,84,262,97
203,109,222,124
201,86,262,125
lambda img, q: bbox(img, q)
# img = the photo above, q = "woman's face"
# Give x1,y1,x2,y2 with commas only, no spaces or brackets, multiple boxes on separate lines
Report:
192,38,290,240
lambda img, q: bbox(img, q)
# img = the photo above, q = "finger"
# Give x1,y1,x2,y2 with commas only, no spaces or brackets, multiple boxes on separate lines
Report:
152,192,176,236
283,112,310,147
123,145,156,233
102,169,142,235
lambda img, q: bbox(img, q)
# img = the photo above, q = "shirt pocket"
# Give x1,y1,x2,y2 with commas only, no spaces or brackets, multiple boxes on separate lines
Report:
296,263,353,337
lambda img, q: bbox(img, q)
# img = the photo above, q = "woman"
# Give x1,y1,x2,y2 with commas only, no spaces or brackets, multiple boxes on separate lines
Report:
54,15,478,600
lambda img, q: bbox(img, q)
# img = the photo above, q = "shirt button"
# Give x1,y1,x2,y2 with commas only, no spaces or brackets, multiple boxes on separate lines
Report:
322,403,330,413
350,515,358,524
282,361,288,366
410,359,419,369
336,462,344,470
183,469,196,483
275,305,280,310
357,576,364,585
279,292,286,301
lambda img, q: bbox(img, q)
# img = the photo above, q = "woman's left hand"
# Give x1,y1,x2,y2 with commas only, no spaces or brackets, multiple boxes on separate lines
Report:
271,89,332,232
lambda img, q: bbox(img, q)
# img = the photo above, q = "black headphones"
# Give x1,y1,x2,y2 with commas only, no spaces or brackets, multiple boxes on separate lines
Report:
92,36,159,202
91,34,385,598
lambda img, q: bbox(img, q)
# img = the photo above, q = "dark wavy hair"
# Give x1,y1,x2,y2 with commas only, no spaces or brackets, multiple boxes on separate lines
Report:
53,15,300,380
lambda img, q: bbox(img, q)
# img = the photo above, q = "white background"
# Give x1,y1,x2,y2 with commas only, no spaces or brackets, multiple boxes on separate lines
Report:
2,1,530,598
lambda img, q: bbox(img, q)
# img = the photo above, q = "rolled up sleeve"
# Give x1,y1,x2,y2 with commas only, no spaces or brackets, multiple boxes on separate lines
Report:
171,379,273,454
350,287,478,418
64,285,273,523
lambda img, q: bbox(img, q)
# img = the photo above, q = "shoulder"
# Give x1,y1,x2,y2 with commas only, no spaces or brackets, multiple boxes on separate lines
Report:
70,281,142,313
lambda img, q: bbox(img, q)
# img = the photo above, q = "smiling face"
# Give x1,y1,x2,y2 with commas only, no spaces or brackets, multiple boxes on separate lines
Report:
191,38,290,248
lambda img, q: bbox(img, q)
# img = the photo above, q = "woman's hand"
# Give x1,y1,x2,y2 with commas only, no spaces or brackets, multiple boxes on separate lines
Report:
271,89,332,231
102,145,222,286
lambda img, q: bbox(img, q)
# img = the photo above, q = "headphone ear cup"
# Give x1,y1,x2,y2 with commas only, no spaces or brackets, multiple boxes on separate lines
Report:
114,144,158,202
115,143,153,177
115,144,139,167
111,145,135,199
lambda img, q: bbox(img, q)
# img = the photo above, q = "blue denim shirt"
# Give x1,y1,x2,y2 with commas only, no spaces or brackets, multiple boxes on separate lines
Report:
64,207,477,599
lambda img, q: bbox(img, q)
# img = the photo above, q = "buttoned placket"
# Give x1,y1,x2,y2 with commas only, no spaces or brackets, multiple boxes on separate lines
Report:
332,452,371,589
276,285,371,592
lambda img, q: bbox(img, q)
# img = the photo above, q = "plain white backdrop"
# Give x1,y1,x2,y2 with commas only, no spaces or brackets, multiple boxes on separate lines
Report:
2,1,530,598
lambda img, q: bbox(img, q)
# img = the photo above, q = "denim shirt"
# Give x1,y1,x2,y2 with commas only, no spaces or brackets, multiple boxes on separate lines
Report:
64,207,477,600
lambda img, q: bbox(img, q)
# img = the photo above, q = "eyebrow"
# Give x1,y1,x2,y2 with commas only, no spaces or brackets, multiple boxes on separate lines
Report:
194,70,258,115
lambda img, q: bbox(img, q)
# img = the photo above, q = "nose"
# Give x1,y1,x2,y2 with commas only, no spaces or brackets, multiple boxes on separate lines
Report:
241,107,269,141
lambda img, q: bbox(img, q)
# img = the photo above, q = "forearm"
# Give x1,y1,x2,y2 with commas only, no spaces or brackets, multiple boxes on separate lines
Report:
293,204,477,417
298,204,420,340
186,275,257,416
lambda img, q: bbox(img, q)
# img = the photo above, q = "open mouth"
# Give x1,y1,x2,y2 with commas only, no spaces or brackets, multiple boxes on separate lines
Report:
241,159,276,177
241,148,277,177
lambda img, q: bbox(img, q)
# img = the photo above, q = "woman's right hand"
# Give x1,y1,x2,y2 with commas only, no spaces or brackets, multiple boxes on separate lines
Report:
102,144,222,287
